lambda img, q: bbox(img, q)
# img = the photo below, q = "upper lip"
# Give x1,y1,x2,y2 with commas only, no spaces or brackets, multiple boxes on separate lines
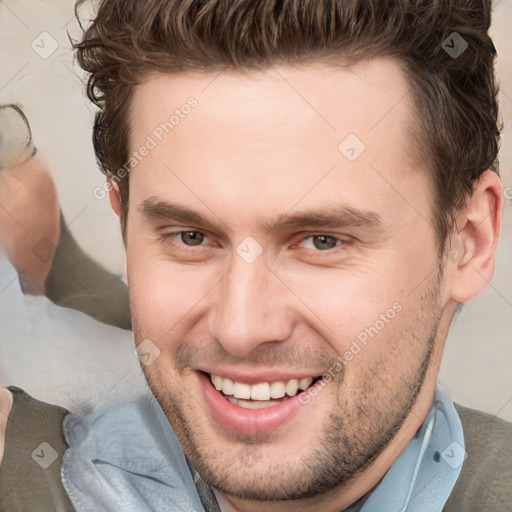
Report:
196,367,322,385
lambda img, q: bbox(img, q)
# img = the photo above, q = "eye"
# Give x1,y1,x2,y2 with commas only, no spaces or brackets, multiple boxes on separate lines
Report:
298,234,343,251
178,230,207,246
160,230,211,248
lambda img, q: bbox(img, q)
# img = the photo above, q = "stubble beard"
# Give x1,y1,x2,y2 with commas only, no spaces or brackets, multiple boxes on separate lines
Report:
134,266,444,502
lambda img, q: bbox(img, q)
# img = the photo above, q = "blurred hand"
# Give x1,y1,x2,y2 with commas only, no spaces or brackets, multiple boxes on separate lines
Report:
0,156,60,295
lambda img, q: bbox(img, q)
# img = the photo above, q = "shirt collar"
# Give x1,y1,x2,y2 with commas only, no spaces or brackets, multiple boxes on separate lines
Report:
357,383,465,511
62,383,464,512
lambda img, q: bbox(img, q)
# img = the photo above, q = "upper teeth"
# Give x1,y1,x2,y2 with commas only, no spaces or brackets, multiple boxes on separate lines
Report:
210,374,314,400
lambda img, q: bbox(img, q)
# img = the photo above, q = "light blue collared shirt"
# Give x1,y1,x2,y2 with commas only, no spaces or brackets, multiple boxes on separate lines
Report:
61,384,465,511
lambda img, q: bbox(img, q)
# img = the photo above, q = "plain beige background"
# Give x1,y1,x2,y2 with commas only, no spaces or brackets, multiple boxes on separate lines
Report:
0,0,511,420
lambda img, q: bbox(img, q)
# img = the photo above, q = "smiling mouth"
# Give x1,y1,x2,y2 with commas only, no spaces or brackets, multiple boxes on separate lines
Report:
204,372,322,409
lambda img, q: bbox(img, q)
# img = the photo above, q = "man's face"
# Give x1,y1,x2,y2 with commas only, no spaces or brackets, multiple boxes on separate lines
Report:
125,60,453,501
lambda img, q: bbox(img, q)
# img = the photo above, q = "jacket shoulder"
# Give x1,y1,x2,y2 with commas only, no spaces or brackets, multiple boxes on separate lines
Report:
0,386,74,511
443,403,512,511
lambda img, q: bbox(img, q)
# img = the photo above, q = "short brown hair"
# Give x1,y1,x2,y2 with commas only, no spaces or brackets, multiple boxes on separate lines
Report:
74,0,500,251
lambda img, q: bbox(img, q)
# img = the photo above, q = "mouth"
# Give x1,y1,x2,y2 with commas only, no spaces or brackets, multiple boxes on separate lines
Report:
197,370,323,434
207,372,321,409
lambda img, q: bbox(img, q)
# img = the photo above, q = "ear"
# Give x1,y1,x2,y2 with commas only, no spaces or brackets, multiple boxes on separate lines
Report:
108,177,122,217
447,170,503,303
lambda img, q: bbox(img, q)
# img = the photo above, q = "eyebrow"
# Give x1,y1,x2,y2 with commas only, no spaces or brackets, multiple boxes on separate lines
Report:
138,197,382,234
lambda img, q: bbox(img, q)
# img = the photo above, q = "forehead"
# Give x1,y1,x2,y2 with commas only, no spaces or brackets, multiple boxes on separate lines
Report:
129,58,414,148
126,59,431,231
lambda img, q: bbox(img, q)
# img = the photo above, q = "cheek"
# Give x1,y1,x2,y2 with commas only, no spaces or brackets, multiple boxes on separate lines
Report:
285,265,407,351
127,251,213,339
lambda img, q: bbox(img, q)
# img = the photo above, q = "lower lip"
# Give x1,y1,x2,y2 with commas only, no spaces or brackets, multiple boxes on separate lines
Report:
197,372,307,435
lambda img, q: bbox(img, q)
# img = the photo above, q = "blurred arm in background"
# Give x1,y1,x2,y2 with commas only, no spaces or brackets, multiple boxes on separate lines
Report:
0,104,131,329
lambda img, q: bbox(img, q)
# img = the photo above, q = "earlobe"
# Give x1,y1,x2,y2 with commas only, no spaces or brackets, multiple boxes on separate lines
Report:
108,177,122,217
448,170,503,303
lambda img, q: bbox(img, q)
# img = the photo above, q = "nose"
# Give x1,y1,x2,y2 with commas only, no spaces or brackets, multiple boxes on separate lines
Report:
209,252,294,357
